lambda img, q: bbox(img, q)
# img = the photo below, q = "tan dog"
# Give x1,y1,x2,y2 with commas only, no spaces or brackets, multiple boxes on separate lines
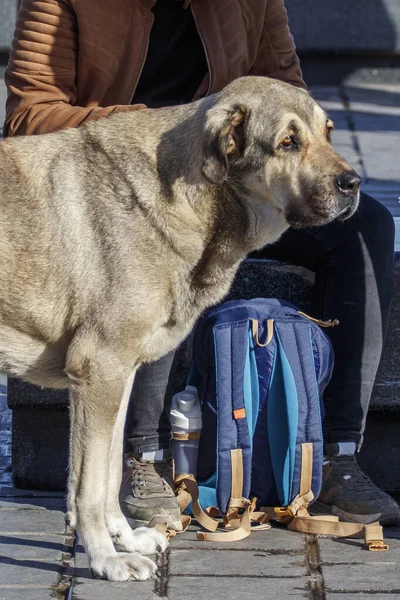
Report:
0,77,360,581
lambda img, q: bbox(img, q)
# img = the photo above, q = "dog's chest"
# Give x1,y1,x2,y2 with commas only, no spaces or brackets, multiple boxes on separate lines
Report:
138,263,238,363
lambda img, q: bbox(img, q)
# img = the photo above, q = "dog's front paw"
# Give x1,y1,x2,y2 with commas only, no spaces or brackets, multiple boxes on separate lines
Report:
130,526,169,554
114,526,168,555
90,552,156,581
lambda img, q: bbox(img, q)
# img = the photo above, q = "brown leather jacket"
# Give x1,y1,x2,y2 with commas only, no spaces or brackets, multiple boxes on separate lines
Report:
4,0,305,137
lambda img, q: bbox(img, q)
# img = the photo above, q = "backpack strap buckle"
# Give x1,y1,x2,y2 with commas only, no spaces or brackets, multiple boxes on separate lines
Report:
366,540,389,552
364,523,389,551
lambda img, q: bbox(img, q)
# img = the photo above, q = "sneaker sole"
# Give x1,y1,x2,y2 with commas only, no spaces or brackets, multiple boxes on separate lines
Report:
310,500,400,526
126,516,183,532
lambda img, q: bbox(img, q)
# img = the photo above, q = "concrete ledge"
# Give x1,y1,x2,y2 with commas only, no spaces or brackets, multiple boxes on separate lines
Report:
11,408,69,491
0,1,400,55
359,413,400,493
286,0,400,55
370,255,400,413
0,0,17,52
7,258,400,491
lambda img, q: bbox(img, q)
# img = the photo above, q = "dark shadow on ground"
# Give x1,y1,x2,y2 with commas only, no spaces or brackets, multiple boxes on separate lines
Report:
0,534,70,553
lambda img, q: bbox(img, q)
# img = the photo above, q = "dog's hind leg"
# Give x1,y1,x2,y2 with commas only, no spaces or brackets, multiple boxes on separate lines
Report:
66,332,162,581
104,370,169,556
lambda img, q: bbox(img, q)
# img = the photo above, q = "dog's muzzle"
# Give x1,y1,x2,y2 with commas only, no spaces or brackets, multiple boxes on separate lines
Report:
335,169,361,221
335,170,361,197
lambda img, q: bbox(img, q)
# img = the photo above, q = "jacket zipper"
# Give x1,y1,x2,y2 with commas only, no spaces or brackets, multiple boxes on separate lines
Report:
191,3,212,96
129,16,152,105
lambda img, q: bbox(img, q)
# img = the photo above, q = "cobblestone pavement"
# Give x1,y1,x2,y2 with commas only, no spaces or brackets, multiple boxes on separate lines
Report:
0,75,400,599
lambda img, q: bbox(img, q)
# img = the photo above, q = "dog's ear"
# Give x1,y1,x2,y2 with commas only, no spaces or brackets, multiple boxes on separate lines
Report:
202,105,247,185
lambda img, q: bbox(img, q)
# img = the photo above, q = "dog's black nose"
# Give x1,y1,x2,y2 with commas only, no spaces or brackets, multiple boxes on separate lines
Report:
335,170,361,195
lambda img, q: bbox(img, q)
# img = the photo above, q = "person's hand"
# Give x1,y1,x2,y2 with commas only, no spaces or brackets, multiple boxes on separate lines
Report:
117,104,148,113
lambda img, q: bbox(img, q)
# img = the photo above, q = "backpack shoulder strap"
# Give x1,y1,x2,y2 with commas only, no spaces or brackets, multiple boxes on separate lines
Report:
212,320,254,512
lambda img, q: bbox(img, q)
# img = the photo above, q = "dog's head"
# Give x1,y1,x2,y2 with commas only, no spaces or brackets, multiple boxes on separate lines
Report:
202,76,360,228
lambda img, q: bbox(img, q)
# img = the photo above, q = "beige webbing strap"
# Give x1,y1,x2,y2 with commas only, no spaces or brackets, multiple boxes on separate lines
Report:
175,474,219,532
364,522,389,551
271,443,315,524
260,440,388,551
299,443,313,497
198,448,249,541
228,448,244,507
288,515,388,551
175,450,272,543
149,516,190,541
251,319,274,347
198,499,253,542
250,511,271,531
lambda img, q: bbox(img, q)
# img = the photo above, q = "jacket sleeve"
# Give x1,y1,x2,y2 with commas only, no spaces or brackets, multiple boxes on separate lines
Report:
3,0,145,138
249,0,306,89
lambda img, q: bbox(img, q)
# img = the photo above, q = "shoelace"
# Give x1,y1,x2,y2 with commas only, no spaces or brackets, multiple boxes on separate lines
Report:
128,459,173,497
329,454,375,492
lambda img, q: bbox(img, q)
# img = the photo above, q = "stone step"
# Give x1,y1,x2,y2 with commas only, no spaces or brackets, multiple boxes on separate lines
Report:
7,259,400,492
285,0,400,55
1,2,400,55
0,0,17,53
369,254,400,414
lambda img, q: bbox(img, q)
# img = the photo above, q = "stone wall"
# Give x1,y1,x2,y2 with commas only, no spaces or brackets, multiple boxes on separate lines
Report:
0,1,399,55
0,0,17,53
285,0,400,54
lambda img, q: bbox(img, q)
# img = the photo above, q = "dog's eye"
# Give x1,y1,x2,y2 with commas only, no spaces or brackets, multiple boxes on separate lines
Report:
326,120,334,141
280,135,296,149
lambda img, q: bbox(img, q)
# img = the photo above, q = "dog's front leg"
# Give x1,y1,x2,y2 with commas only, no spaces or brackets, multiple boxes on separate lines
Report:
67,340,162,581
66,395,79,531
104,370,168,555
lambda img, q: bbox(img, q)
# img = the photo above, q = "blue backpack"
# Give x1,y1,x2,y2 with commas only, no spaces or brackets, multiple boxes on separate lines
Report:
175,299,387,550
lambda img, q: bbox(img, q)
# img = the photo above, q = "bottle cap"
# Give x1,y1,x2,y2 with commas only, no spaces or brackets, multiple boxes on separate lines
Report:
178,393,196,413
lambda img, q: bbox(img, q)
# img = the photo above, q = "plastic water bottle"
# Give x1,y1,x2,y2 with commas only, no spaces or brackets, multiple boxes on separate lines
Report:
170,385,202,477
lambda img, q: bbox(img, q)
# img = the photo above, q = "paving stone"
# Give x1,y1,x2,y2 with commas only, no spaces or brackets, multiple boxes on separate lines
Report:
169,548,306,577
0,557,61,587
350,104,400,122
344,86,400,182
0,509,66,534
71,579,157,600
0,589,60,600
347,82,400,100
171,523,306,551
168,576,307,600
326,596,400,600
0,533,71,560
319,535,400,565
323,563,400,593
357,131,400,181
312,86,361,172
72,547,156,600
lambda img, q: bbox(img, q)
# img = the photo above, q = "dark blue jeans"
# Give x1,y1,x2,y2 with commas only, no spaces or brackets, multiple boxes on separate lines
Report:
125,193,395,453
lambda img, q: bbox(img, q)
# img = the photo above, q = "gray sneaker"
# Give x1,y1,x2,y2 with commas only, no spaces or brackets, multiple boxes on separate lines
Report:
120,455,182,531
310,443,400,526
